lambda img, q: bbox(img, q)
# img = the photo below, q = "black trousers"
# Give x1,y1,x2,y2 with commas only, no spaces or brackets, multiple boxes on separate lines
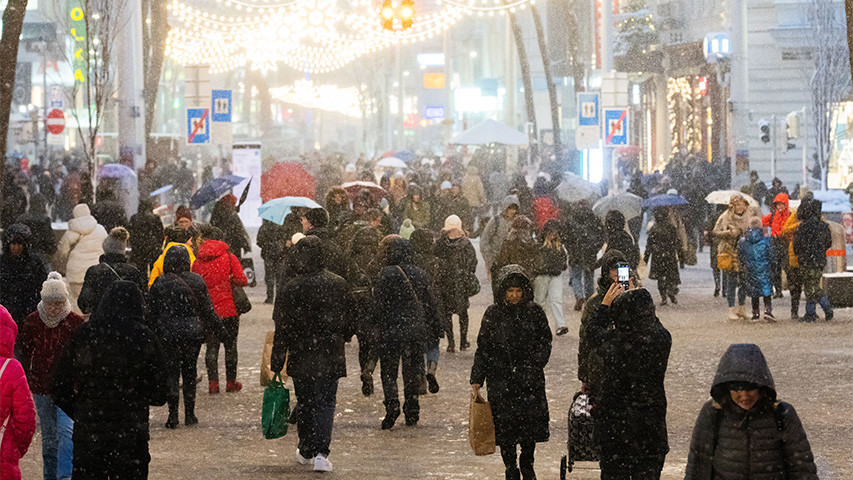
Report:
263,256,281,300
500,442,535,476
379,341,425,421
600,456,665,480
444,310,469,345
358,334,378,376
206,316,240,382
73,446,149,479
165,339,201,414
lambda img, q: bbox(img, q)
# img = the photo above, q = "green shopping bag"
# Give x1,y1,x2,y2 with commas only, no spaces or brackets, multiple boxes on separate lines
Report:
262,373,290,439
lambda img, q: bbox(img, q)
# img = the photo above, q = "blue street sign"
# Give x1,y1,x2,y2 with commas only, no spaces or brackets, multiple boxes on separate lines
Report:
187,108,210,144
578,92,600,127
603,108,629,146
211,89,232,123
424,106,445,119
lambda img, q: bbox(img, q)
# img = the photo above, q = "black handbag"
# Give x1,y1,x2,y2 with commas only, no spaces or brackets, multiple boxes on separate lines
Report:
462,270,481,297
232,284,252,315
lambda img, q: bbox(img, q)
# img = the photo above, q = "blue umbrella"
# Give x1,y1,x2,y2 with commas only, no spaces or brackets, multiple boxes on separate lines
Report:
643,193,688,208
258,197,321,225
190,174,246,210
394,150,417,163
99,163,136,179
149,184,174,197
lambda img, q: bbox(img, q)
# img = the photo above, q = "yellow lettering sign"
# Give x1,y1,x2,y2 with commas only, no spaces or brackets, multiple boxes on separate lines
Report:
70,7,84,21
74,69,85,82
71,28,84,42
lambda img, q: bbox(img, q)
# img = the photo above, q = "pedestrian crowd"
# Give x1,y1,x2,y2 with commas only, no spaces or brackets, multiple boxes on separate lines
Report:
0,152,829,480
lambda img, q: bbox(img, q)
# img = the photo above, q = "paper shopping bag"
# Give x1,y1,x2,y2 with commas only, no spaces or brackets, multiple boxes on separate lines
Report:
260,331,287,387
468,391,496,456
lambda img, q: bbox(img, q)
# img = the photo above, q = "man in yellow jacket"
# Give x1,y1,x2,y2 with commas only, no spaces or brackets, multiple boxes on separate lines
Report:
148,227,196,287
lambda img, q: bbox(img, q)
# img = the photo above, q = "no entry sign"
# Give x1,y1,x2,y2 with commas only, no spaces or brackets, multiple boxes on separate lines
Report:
46,109,65,135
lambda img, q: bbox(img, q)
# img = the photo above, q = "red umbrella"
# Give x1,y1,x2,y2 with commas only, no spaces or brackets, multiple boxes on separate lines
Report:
341,181,386,203
261,162,316,203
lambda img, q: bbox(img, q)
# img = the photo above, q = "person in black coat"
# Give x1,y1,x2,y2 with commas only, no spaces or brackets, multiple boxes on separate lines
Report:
684,344,818,480
271,236,355,470
210,194,251,258
644,207,682,305
470,265,552,480
433,214,478,352
344,225,382,396
564,201,604,311
792,199,833,322
15,193,57,268
372,237,441,429
603,209,640,270
0,223,47,327
127,199,164,274
410,228,445,394
299,207,349,280
586,286,671,479
148,245,221,428
78,227,148,316
256,219,287,304
51,280,168,479
90,187,128,232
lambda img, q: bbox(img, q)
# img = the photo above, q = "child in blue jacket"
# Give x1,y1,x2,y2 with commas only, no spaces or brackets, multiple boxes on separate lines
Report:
737,217,775,322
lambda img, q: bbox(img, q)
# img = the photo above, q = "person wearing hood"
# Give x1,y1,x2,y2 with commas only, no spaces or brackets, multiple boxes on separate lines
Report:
684,344,818,480
77,226,148,317
586,285,671,479
762,192,791,298
149,245,222,428
192,224,249,394
792,199,833,322
210,194,251,258
0,305,37,480
533,220,569,336
345,226,383,396
434,215,478,352
462,165,487,232
17,273,84,480
0,224,48,326
127,199,164,274
603,209,640,270
493,216,540,290
565,201,605,311
271,236,355,472
480,195,520,274
402,184,432,229
470,265,552,480
644,207,682,305
324,186,352,234
257,219,287,304
781,195,812,320
371,237,441,430
714,194,760,320
738,217,776,322
15,193,56,268
764,177,789,207
51,281,167,478
56,204,108,314
300,207,349,280
148,226,196,287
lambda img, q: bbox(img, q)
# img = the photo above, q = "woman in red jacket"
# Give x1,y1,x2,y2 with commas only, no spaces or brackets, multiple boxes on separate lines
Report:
17,272,85,480
0,304,37,480
192,224,248,394
761,193,791,298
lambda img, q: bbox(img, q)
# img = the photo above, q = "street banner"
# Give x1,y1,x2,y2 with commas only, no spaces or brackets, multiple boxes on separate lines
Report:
68,0,87,84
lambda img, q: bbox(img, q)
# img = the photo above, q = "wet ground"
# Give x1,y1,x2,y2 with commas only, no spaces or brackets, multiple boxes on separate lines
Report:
19,242,853,479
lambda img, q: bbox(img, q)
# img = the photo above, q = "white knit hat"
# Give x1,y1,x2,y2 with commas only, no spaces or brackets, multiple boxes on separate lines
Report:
440,181,453,190
443,214,463,231
73,203,90,218
291,232,305,245
41,272,69,302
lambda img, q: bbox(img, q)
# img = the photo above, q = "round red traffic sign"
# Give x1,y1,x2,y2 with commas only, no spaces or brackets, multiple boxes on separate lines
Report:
47,108,65,135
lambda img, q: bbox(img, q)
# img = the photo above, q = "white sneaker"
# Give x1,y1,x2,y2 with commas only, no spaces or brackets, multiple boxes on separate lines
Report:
296,448,314,465
313,454,333,472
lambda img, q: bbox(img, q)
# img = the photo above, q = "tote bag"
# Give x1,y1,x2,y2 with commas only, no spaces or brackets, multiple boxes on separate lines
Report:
262,373,290,439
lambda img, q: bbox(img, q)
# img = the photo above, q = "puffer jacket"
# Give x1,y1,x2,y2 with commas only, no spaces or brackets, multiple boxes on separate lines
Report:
148,241,196,287
0,306,36,480
684,344,818,480
56,204,108,284
433,230,478,314
793,200,831,270
761,193,791,237
0,224,47,325
192,240,248,318
737,227,773,297
77,253,148,316
713,206,760,272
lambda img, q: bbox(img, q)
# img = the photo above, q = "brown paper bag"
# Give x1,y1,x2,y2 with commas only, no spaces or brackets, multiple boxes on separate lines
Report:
468,391,496,456
260,331,287,387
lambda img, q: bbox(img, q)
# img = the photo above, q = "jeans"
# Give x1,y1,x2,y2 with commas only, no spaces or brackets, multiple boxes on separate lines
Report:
380,341,425,422
292,377,338,457
600,456,665,480
165,339,201,415
206,316,239,382
722,271,746,307
33,394,74,480
533,274,565,329
570,265,594,300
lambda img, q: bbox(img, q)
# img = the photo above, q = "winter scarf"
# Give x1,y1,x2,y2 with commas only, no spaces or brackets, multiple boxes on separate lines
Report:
37,300,71,328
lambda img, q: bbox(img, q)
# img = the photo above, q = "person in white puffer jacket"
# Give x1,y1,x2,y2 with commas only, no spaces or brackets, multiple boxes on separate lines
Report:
57,204,108,313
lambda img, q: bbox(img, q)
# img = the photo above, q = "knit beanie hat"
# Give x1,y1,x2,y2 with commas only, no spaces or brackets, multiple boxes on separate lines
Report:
102,227,130,255
305,207,329,229
440,180,452,190
443,214,463,232
175,205,193,222
73,203,90,218
291,232,306,245
399,219,415,239
41,272,69,302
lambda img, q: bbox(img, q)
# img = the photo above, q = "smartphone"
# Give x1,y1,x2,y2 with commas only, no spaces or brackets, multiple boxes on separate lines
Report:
617,262,630,289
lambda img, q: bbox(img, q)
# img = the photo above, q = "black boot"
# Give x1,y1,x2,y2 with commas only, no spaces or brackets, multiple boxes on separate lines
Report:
264,279,275,304
381,405,400,430
165,398,179,429
505,468,521,480
361,372,374,397
185,399,198,426
426,361,439,394
446,330,455,353
459,314,470,351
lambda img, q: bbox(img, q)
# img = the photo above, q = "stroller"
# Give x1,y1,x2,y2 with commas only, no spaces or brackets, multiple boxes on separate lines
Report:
560,391,599,478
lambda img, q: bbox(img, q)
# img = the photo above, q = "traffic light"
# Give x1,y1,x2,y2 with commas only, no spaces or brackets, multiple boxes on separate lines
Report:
381,0,394,30
400,0,414,29
759,119,770,143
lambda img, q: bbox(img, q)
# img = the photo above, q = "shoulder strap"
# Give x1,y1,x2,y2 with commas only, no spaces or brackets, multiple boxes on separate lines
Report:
396,266,425,319
102,261,123,280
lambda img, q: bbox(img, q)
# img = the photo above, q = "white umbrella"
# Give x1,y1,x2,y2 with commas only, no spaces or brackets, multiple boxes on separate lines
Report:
593,192,643,219
376,157,408,169
449,119,529,146
556,173,600,203
705,190,759,208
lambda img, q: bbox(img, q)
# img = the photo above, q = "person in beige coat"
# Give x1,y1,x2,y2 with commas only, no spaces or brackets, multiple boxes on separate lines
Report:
713,194,760,320
56,204,108,314
462,166,488,233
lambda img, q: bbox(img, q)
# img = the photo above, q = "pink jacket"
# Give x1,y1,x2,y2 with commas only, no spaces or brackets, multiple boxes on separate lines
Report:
0,305,36,480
